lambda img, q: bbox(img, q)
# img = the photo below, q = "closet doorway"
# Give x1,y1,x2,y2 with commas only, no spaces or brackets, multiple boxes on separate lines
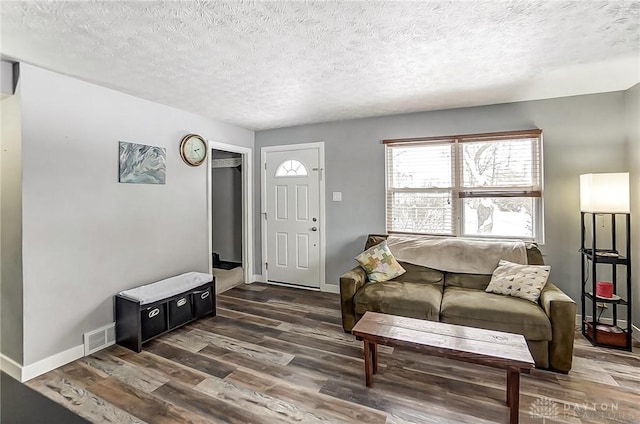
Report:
208,141,253,294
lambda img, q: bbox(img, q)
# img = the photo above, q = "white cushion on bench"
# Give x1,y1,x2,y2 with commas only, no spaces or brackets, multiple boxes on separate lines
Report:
119,272,213,305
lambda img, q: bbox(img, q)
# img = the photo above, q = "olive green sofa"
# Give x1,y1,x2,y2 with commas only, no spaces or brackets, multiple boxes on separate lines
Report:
340,234,576,373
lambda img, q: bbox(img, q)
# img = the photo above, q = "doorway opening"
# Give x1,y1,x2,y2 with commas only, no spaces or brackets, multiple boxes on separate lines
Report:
207,141,253,294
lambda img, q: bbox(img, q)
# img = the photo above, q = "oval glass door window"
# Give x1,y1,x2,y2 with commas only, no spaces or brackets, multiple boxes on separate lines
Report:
275,160,308,177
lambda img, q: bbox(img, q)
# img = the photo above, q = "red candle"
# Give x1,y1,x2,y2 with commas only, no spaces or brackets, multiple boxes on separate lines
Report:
596,281,614,298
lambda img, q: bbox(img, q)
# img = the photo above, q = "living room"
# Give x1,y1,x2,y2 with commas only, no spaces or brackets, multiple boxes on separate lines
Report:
1,1,639,423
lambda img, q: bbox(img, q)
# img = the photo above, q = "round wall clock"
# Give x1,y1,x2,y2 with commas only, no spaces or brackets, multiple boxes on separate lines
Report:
179,134,208,166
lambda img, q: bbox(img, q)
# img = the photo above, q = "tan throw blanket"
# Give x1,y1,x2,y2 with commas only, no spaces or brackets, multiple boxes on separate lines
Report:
386,235,527,275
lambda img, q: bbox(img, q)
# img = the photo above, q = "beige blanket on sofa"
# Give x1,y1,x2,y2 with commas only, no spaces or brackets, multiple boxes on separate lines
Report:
386,235,527,275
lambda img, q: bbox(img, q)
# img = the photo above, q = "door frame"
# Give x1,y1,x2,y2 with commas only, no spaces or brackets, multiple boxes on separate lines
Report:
261,142,329,292
207,140,253,287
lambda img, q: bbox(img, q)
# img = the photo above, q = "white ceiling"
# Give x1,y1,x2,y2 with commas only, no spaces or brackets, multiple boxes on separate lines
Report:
1,1,639,131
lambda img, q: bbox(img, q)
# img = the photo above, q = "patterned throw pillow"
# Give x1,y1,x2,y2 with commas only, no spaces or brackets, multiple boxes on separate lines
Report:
355,241,406,282
485,259,550,302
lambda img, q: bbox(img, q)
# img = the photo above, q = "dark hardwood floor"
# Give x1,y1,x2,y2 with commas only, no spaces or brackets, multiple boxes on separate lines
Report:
26,283,640,423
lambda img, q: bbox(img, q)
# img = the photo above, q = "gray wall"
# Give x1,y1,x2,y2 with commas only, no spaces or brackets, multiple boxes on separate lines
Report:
625,83,639,330
212,149,242,263
19,64,253,365
1,60,15,97
255,91,629,309
1,74,24,363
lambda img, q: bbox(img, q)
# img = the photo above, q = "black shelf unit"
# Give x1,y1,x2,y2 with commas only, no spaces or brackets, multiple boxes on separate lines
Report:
580,212,632,351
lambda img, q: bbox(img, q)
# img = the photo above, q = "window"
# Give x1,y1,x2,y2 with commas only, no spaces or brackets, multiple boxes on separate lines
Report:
275,160,308,177
385,130,543,241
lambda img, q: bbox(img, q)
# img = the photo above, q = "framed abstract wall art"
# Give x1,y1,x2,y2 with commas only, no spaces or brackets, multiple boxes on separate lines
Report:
118,141,166,184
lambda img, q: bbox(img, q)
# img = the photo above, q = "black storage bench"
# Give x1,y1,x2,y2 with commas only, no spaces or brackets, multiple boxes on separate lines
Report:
115,272,216,352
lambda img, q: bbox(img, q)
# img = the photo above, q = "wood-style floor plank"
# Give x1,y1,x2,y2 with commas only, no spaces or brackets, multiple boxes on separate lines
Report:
195,376,336,423
187,327,295,366
197,343,329,392
153,379,269,424
81,350,169,393
144,340,235,379
225,368,388,424
27,370,145,424
109,345,208,387
87,377,211,424
26,283,640,424
216,307,284,328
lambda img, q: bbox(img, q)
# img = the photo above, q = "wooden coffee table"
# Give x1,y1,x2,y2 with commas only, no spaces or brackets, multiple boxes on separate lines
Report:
351,312,535,424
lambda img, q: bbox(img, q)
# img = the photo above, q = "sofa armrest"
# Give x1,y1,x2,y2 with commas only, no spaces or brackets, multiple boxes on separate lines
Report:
340,266,367,332
539,282,576,372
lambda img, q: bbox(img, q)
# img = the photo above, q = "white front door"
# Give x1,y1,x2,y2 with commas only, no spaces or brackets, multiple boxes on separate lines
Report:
264,146,322,288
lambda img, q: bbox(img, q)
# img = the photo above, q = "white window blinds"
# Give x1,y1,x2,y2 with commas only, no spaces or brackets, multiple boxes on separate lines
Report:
386,140,456,235
385,130,543,240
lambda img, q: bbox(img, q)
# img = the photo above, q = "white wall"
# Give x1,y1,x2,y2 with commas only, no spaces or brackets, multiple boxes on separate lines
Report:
625,83,639,329
255,91,628,308
1,71,24,363
18,64,254,366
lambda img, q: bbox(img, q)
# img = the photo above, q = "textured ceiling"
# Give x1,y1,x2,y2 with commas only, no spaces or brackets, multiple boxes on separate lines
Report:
1,1,639,130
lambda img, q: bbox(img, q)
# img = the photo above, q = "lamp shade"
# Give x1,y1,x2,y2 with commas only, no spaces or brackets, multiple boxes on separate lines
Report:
580,172,630,213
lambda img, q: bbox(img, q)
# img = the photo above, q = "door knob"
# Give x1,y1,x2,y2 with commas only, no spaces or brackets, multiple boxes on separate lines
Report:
311,227,318,231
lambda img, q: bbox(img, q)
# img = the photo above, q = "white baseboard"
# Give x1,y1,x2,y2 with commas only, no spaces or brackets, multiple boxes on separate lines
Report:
263,280,321,291
576,314,640,342
321,283,340,294
20,344,84,382
251,275,339,294
0,354,23,381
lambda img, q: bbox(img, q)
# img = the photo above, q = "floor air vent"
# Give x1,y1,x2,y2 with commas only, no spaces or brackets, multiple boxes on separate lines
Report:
84,323,116,356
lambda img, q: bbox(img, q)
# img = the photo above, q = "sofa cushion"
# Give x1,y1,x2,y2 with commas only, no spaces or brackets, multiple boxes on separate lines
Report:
397,262,444,285
444,273,492,290
440,287,552,341
443,244,546,290
354,280,442,322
